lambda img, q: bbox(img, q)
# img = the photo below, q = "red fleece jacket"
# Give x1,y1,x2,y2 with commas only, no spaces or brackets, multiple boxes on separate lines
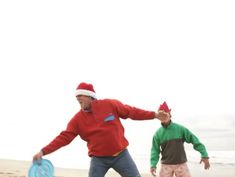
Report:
42,99,155,157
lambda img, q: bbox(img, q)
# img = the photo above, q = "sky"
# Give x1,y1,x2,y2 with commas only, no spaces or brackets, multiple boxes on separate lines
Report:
0,0,235,169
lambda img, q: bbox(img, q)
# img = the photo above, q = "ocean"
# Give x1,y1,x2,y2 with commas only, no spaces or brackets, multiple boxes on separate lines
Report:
133,127,235,173
48,126,235,173
133,150,235,173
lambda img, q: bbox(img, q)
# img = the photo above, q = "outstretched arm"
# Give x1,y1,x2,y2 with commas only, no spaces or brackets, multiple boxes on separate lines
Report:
183,126,210,170
183,127,209,158
32,116,79,162
111,99,168,121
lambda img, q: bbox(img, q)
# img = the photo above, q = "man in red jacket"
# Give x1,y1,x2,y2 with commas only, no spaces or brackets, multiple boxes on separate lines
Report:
33,82,168,177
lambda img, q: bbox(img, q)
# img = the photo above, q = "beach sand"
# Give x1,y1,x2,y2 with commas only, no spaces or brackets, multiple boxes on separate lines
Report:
0,158,235,177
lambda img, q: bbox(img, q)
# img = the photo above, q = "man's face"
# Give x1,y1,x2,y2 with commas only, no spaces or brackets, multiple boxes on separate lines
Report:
76,95,93,111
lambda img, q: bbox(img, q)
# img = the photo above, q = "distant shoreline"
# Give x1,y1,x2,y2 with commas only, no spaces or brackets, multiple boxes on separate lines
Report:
1,158,235,177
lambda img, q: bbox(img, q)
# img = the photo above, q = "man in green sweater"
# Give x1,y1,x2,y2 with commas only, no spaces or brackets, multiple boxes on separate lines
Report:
150,102,210,177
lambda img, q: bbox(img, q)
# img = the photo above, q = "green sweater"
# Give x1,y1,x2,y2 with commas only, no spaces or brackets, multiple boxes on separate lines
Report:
150,121,209,168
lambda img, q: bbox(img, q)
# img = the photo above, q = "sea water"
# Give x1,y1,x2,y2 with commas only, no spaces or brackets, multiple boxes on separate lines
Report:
133,150,235,173
43,124,235,172
133,127,235,173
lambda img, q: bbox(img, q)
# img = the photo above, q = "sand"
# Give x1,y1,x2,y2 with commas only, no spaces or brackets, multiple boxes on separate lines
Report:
0,158,235,177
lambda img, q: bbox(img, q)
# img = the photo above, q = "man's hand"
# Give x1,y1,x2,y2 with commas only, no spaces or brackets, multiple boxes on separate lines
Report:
200,158,210,170
32,151,44,162
150,167,157,176
155,111,168,122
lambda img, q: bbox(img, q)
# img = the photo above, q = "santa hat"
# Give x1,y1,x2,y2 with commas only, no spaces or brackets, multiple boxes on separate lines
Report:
75,82,96,99
158,101,171,113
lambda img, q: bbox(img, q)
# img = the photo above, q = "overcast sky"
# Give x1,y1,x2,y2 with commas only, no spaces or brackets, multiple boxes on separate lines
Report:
0,0,234,168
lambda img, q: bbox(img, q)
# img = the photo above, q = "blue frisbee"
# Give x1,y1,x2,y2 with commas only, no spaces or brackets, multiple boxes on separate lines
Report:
28,159,54,177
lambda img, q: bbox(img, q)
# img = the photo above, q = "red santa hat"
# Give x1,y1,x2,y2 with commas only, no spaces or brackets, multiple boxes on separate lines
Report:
75,82,96,99
158,101,171,113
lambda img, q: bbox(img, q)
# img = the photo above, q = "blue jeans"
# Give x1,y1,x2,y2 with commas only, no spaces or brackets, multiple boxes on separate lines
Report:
88,149,141,177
